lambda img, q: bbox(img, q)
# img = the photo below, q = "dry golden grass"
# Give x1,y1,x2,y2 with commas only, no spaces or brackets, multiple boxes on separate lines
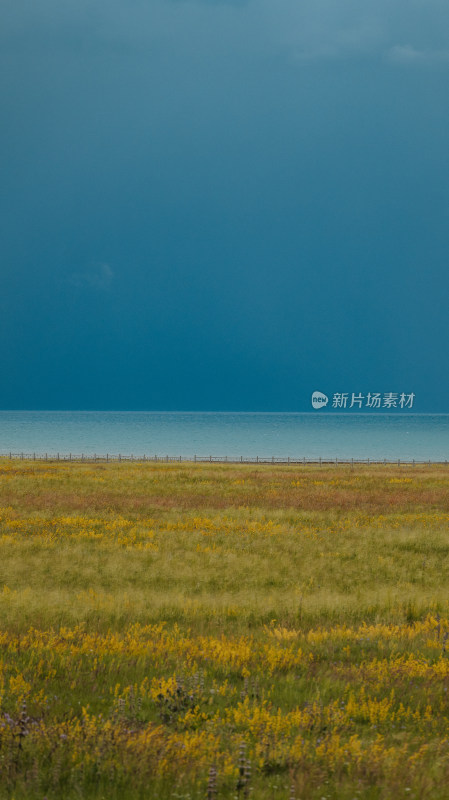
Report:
0,460,449,799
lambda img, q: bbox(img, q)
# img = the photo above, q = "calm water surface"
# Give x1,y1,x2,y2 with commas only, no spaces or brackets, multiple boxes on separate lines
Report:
0,411,448,461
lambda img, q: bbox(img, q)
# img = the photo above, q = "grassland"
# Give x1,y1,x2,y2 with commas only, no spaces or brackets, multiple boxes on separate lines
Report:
1,460,449,799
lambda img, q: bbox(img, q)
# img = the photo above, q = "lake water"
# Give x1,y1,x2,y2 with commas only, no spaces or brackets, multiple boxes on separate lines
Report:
0,411,448,462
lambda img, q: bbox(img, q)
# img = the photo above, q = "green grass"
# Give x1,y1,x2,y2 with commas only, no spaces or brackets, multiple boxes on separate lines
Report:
0,460,449,798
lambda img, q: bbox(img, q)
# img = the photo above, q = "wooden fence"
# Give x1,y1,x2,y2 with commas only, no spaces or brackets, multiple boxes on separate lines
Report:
0,453,447,465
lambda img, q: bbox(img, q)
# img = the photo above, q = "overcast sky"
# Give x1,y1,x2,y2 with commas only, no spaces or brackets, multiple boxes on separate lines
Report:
1,0,448,411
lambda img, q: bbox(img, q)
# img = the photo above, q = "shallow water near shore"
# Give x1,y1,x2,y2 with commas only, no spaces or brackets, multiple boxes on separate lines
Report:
0,410,448,461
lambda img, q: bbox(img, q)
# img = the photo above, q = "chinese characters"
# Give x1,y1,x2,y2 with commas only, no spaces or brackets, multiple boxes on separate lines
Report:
331,392,415,409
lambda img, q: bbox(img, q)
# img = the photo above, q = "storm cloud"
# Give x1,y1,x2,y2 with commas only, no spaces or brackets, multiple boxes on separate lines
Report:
1,0,448,410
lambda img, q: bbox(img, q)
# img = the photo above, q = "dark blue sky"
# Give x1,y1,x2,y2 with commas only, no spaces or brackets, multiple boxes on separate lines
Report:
1,0,448,411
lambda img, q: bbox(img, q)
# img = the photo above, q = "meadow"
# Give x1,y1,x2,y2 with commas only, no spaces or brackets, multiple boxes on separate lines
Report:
1,460,449,799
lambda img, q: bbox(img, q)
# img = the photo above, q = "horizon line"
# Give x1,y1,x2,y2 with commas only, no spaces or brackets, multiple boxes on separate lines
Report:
0,409,448,416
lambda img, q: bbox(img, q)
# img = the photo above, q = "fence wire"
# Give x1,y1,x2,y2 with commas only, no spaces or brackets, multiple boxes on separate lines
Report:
0,453,447,465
